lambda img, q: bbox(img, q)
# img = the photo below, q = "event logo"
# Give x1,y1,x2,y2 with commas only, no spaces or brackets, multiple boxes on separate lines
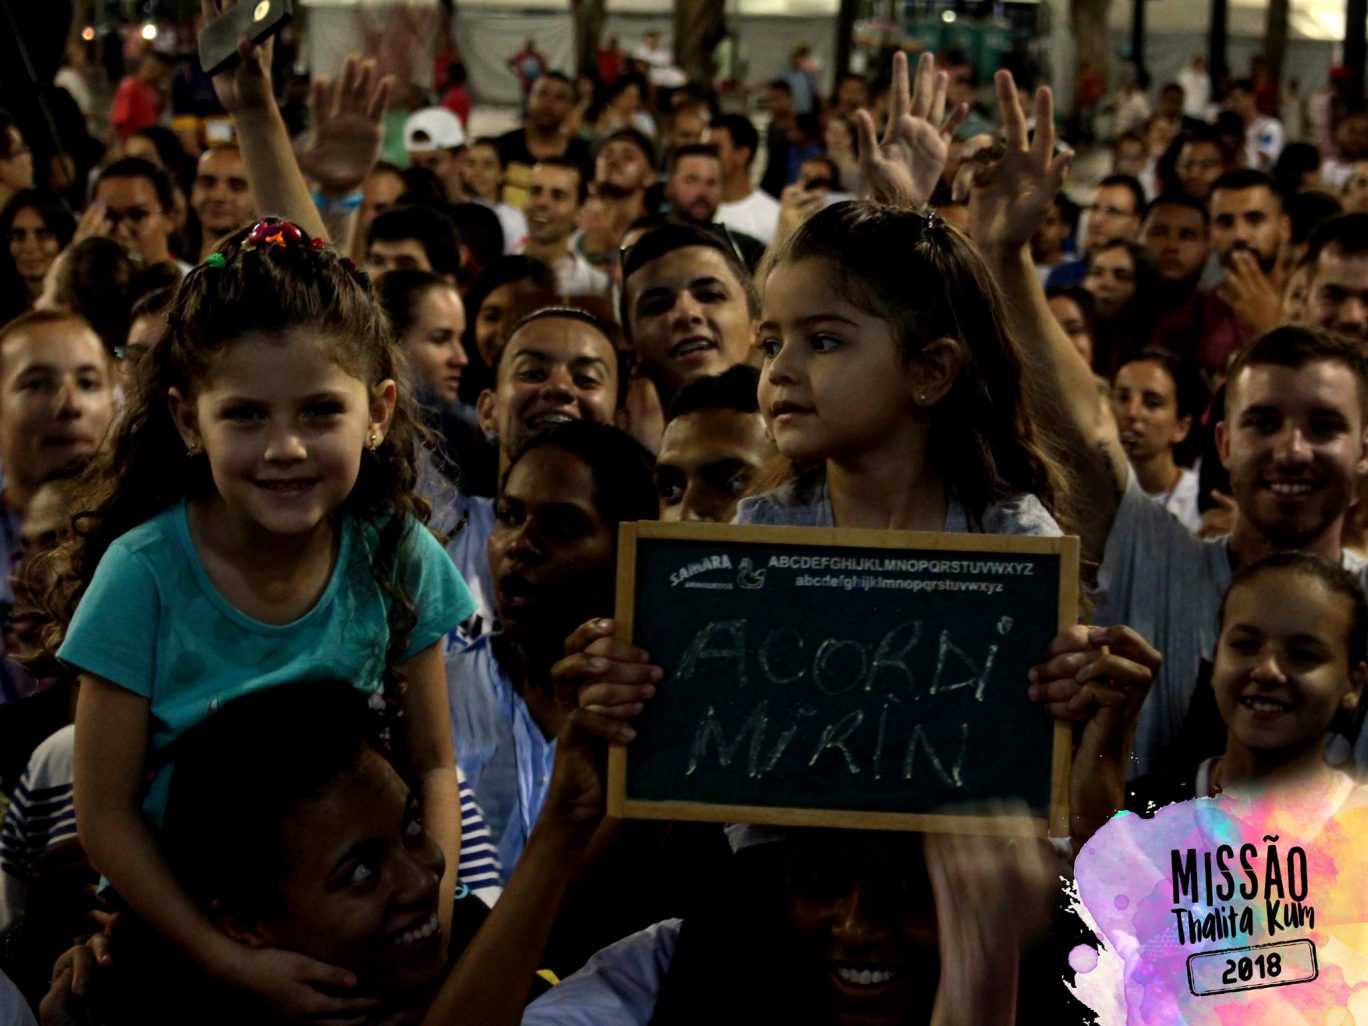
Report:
1067,789,1368,1024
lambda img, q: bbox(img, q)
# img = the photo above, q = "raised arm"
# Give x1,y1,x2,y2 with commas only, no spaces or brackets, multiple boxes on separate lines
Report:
969,72,1129,562
201,0,340,243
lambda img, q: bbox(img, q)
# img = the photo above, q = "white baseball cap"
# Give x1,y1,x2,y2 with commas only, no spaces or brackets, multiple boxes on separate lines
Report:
404,107,466,153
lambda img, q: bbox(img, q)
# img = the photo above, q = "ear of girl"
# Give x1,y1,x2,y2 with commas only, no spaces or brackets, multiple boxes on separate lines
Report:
54,221,475,1021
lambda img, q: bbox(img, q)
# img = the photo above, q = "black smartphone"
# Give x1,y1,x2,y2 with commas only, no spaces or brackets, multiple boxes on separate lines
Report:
198,0,293,76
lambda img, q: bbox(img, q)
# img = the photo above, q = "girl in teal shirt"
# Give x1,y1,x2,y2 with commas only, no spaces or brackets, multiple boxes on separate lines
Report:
46,219,473,1023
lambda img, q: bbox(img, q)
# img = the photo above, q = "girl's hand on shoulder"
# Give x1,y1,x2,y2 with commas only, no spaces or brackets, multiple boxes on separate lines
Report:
218,946,379,1024
201,0,276,116
967,70,1072,254
551,618,662,739
296,55,392,197
854,51,968,208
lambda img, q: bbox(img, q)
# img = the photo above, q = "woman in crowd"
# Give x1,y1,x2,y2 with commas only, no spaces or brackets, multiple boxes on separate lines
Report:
0,191,75,312
1082,238,1159,371
1110,347,1208,533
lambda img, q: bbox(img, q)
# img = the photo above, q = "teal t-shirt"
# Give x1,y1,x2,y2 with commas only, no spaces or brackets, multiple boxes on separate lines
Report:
58,501,474,826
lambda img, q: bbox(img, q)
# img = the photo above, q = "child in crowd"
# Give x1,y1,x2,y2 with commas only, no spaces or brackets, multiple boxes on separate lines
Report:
1111,348,1208,533
741,198,1066,534
1129,553,1366,808
43,219,474,1020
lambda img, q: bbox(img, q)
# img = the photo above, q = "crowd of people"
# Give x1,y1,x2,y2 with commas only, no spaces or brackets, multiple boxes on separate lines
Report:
0,9,1366,1025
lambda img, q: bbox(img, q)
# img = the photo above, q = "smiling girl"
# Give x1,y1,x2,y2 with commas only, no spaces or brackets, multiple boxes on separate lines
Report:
1128,552,1367,807
41,219,474,1021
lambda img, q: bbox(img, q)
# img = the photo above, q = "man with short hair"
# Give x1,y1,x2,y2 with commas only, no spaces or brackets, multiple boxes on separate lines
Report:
664,146,765,270
495,73,592,211
619,223,757,407
190,144,255,259
0,311,115,683
517,159,608,298
94,157,183,270
665,146,723,227
1046,174,1144,288
1174,131,1235,202
1141,193,1209,293
663,102,709,168
707,114,780,246
1302,213,1368,343
405,107,469,205
656,365,775,523
592,129,655,236
365,205,463,280
1154,170,1289,376
0,114,33,211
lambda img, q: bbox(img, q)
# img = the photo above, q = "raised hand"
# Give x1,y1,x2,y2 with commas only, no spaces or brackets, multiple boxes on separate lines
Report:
968,71,1073,253
854,51,968,208
296,56,392,196
199,0,275,116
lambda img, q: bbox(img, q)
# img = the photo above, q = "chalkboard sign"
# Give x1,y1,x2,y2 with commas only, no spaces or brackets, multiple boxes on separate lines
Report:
607,522,1079,836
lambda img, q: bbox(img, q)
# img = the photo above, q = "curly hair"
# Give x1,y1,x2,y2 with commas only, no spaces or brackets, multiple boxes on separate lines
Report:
36,222,432,705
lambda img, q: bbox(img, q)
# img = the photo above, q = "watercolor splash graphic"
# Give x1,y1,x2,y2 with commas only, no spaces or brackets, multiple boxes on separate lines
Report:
1070,782,1368,1024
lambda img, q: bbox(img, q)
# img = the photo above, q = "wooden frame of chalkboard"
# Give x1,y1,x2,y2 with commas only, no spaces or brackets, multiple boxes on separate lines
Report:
608,521,1079,837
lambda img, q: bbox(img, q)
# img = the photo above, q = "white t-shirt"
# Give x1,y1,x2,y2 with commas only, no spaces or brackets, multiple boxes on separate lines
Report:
1144,466,1201,535
1245,116,1285,170
1177,67,1211,120
717,189,779,247
477,199,527,254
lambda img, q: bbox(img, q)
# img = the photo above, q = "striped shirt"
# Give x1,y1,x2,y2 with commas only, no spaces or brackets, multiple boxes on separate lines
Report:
0,724,504,927
0,725,76,934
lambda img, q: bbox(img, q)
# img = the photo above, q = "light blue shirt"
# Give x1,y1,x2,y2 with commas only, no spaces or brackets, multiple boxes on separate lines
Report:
735,477,1061,536
59,502,474,826
446,633,556,878
522,919,681,1026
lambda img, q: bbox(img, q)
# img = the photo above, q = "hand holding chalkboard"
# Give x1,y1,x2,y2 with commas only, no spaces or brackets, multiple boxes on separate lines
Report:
607,522,1081,836
552,618,663,743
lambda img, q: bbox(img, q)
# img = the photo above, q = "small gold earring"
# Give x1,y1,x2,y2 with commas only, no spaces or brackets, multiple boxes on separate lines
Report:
186,442,201,457
368,433,379,452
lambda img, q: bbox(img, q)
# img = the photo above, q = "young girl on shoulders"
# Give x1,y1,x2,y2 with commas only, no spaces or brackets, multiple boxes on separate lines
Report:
43,219,474,1019
738,52,1066,536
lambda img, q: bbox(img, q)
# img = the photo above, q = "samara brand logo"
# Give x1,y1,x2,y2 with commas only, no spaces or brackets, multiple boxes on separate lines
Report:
667,554,766,591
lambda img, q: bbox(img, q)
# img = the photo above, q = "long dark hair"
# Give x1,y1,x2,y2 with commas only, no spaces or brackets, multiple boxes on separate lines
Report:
39,222,431,699
760,201,1068,524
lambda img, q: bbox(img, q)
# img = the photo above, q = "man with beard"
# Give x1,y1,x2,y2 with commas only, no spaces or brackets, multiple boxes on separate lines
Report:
575,129,657,267
1324,111,1368,192
190,145,256,260
972,75,1368,775
1302,214,1368,345
663,146,765,270
1153,170,1289,379
495,72,592,211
